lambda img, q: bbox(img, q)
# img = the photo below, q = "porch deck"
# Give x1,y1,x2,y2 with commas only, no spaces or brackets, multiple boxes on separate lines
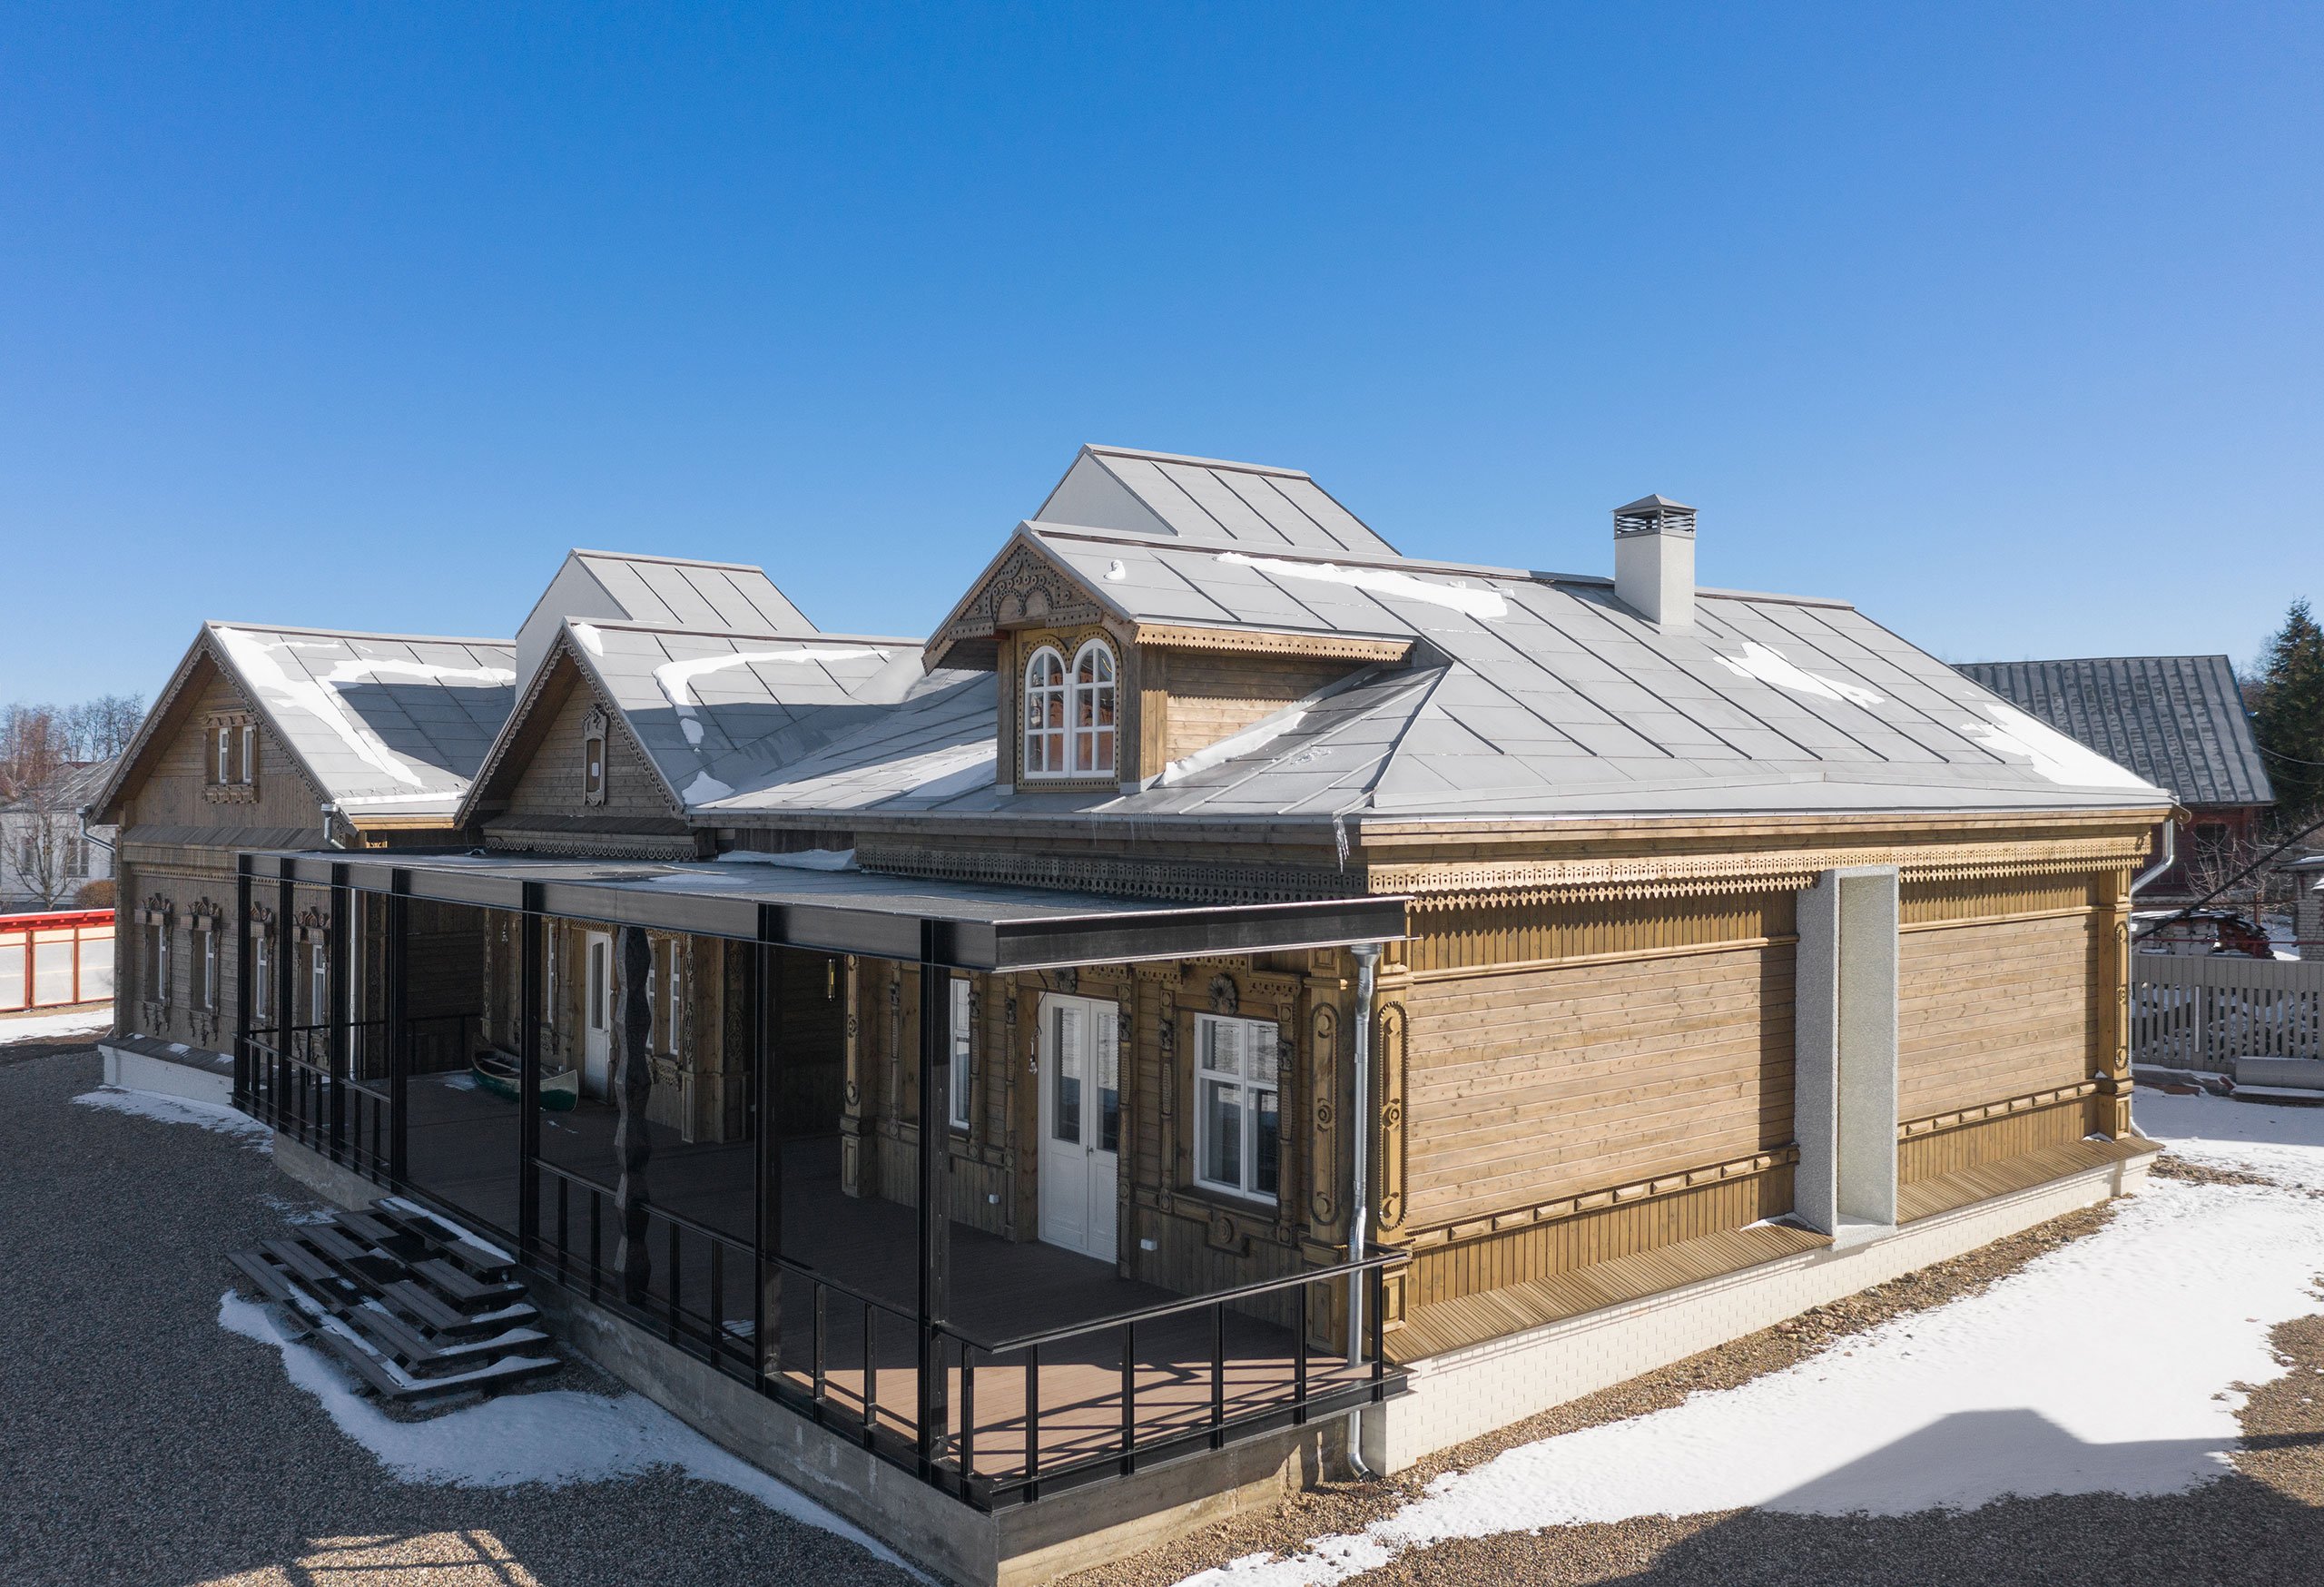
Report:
391,1069,1374,1493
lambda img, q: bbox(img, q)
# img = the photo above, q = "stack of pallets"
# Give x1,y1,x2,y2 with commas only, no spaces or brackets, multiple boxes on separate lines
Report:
230,1196,558,1403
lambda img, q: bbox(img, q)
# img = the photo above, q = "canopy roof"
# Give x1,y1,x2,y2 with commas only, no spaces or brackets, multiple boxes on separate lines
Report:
245,848,1406,971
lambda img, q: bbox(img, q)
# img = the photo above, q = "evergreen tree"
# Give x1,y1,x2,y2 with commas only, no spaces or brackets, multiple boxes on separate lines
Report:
2250,597,2324,823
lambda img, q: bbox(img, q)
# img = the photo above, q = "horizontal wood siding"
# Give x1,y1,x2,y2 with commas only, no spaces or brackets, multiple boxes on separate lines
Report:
1896,1094,2093,1185
1896,909,2099,1120
1160,650,1355,763
1402,927,1795,1233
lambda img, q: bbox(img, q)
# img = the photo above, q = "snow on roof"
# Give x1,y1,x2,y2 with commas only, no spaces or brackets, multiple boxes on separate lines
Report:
206,625,517,815
550,619,960,813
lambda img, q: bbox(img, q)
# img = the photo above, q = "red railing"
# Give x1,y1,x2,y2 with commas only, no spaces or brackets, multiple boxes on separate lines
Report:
0,908,113,1012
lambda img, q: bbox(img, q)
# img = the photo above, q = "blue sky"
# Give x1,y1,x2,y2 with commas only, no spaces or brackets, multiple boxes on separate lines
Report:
4,3,2318,703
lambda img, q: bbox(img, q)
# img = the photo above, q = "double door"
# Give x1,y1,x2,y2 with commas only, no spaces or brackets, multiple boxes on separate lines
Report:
1037,993,1120,1263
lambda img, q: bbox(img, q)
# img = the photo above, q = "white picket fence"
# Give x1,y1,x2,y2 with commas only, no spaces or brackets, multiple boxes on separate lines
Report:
2132,951,2324,1071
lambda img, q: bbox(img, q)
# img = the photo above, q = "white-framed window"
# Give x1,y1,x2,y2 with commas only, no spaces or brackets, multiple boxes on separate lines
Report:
216,725,233,784
949,976,973,1129
1194,1014,1281,1202
251,929,271,1020
146,921,169,1003
581,706,608,806
240,724,257,784
192,927,216,1012
652,937,683,1054
309,941,328,1026
1070,638,1117,776
1022,646,1068,777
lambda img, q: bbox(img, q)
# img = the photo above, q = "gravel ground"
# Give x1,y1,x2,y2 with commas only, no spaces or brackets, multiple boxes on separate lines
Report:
1077,1176,2324,1587
0,1040,919,1587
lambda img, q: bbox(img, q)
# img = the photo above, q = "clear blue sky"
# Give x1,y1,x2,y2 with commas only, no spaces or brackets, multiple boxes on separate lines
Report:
4,3,2318,703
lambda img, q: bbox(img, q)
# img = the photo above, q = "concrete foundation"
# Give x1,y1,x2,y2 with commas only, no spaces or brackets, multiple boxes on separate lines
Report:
99,1039,235,1108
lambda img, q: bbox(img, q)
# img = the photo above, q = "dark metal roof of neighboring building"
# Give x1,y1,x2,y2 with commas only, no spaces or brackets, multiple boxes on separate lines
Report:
1952,655,2274,810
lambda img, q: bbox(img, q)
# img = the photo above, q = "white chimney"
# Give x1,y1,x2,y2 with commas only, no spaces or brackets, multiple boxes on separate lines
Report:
1612,494,1696,629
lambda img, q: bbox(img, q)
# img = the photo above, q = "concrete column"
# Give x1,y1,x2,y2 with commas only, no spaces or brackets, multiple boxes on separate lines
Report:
1793,866,1899,1240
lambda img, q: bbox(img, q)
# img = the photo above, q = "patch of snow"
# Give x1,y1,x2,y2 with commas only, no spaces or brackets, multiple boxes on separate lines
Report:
1217,552,1508,622
337,791,459,808
713,848,859,872
1173,1178,2324,1585
2134,1089,2324,1194
1959,702,2156,791
1162,709,1309,785
653,646,892,715
683,770,734,803
320,658,516,687
214,626,428,789
569,622,605,656
1712,641,1883,707
1,1009,112,1042
260,1192,337,1226
216,1290,917,1577
1106,558,1128,582
74,1087,271,1150
681,717,704,745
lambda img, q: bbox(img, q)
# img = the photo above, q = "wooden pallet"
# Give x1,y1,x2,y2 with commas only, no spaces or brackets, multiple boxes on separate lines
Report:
229,1200,556,1403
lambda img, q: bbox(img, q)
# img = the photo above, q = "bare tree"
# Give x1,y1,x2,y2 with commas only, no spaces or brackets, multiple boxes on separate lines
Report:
1,705,79,908
57,693,143,761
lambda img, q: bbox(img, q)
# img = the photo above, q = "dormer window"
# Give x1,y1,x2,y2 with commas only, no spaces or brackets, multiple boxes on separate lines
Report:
203,712,258,803
1023,639,1116,779
581,705,608,806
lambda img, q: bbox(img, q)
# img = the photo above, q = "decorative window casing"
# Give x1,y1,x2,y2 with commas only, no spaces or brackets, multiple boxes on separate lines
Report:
139,896,171,1008
204,712,259,803
648,935,684,1056
581,706,609,807
1194,1013,1281,1202
1021,637,1118,780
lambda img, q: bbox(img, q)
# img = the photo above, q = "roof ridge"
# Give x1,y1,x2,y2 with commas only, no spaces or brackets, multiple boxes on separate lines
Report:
1082,443,1313,479
567,547,770,573
566,617,924,647
205,620,513,647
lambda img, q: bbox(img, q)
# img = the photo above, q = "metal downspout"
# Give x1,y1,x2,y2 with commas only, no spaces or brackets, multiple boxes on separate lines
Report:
1345,941,1382,1479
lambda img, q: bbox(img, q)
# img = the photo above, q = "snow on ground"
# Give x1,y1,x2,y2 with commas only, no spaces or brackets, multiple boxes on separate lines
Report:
218,1289,921,1578
0,1008,113,1042
2135,1088,2324,1194
74,1087,272,1149
1177,1107,2324,1587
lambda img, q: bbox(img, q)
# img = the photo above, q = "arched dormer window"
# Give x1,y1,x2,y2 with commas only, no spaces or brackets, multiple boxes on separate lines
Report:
1023,646,1068,776
1071,639,1117,776
581,705,608,807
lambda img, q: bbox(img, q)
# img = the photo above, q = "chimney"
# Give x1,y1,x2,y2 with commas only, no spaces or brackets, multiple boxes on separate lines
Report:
1612,494,1696,629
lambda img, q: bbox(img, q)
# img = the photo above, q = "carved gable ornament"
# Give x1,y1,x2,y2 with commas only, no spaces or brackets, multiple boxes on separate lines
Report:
944,541,1107,644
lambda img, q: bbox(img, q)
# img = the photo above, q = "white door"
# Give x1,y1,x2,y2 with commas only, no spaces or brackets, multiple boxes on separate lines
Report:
1037,993,1120,1263
582,931,613,1099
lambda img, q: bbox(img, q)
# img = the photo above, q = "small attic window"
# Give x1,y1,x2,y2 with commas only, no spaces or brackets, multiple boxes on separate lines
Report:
581,705,608,806
1023,638,1117,779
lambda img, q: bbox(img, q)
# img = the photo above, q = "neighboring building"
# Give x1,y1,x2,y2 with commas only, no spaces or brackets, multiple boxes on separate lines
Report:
1954,655,2274,902
0,758,116,910
101,448,2171,1585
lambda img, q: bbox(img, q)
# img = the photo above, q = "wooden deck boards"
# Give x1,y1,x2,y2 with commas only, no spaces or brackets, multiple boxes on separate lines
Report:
1896,1136,2152,1224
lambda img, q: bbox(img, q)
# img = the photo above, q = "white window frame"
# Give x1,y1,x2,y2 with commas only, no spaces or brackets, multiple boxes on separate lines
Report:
147,921,169,1004
251,929,271,1020
1022,646,1068,778
948,976,973,1130
195,927,217,1012
240,724,257,784
1069,638,1117,777
1193,1013,1281,1203
652,937,683,1055
309,941,328,1027
216,725,233,784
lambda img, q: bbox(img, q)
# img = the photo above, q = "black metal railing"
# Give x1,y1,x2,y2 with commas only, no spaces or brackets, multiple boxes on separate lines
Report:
242,1012,479,1178
939,1252,1403,1507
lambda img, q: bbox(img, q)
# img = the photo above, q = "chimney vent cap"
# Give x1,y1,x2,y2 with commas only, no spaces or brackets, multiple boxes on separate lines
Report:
1612,495,1697,537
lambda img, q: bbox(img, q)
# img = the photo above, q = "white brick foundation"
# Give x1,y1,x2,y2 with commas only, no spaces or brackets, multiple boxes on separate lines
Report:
1364,1150,2155,1473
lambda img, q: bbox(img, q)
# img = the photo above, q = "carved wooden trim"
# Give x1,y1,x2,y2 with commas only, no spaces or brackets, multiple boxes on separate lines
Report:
1132,624,1413,664
1374,1000,1409,1235
1400,1146,1801,1250
1896,1080,2099,1142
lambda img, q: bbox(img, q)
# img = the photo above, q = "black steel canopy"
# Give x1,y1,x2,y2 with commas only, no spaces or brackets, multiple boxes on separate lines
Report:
242,850,1407,971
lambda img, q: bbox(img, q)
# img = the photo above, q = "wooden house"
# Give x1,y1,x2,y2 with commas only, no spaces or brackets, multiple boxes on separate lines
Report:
99,448,2171,1585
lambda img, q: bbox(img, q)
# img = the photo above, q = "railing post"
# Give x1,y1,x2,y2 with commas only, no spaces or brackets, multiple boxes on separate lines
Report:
273,873,294,1132
387,872,410,1186
232,861,253,1111
518,891,543,1256
915,922,952,1476
326,864,350,1159
754,920,783,1383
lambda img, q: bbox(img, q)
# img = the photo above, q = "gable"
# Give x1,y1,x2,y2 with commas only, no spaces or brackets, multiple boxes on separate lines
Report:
105,659,326,835
495,654,680,826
